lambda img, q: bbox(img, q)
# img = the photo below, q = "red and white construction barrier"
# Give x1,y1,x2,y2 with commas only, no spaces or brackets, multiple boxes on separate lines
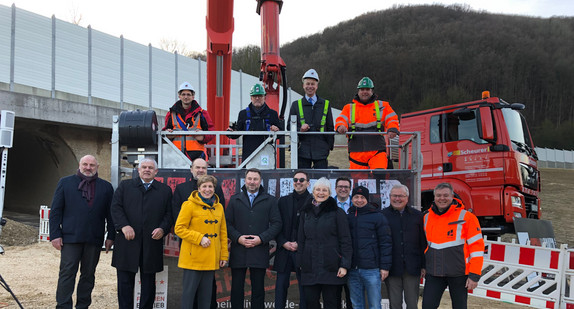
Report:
164,233,180,257
560,249,574,309
470,238,568,309
38,205,50,241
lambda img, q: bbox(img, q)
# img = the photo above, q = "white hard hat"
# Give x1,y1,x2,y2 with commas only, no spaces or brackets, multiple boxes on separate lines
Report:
302,69,319,82
178,82,195,93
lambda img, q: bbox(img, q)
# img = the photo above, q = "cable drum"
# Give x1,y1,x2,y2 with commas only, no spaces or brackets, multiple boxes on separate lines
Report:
119,110,158,147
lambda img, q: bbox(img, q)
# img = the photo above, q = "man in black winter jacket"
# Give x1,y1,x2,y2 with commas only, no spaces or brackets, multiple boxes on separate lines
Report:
274,170,311,309
382,184,426,309
347,186,392,309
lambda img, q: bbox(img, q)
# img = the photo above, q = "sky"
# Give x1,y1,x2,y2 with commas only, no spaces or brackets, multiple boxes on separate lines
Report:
1,0,574,54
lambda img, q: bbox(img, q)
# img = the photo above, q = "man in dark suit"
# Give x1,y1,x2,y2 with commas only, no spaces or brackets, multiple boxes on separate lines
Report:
172,157,225,309
274,170,310,309
111,158,173,309
172,158,225,221
49,154,115,309
226,168,282,309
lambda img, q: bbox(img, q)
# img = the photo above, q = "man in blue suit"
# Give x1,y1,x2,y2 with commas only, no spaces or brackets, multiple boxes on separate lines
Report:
49,155,115,309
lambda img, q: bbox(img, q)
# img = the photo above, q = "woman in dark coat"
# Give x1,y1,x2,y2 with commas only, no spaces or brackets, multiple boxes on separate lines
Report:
297,177,352,309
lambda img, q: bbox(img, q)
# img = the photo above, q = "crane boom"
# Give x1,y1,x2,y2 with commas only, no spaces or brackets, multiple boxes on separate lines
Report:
206,0,234,133
256,0,287,115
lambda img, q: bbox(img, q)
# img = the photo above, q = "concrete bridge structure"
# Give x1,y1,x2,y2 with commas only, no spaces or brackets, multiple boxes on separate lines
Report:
1,85,124,216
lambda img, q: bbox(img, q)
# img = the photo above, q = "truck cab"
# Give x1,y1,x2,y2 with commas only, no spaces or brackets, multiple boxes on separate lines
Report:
400,92,541,235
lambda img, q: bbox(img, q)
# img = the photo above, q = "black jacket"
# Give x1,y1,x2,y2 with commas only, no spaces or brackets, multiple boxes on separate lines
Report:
111,177,173,274
382,205,426,277
226,185,282,268
288,97,334,160
297,197,352,286
274,189,310,273
172,176,226,223
347,204,392,270
231,103,282,161
49,175,115,245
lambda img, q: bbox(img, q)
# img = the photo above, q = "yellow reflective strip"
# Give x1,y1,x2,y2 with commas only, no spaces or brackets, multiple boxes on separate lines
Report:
298,99,306,126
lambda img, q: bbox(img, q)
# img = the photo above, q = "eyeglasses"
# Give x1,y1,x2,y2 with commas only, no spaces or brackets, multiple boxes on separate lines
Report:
336,185,350,190
390,194,407,199
293,177,307,183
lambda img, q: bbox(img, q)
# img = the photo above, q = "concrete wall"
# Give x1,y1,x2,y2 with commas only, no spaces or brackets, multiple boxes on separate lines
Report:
1,90,120,215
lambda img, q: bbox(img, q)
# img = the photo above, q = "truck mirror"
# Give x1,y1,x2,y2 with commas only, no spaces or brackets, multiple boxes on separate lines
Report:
452,107,475,121
478,107,495,141
510,103,525,110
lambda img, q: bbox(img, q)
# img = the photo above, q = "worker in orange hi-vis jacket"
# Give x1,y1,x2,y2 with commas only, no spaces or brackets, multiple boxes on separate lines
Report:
335,77,399,169
422,182,485,309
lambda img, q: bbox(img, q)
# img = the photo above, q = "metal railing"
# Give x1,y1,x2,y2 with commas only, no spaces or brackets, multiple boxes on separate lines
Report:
111,115,422,206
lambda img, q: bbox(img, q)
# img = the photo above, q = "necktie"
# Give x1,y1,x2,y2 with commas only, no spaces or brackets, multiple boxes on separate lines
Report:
144,183,151,190
249,194,255,206
308,98,313,105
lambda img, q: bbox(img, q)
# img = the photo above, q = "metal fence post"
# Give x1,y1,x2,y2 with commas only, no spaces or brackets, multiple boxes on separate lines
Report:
9,4,15,92
51,15,56,99
88,25,92,104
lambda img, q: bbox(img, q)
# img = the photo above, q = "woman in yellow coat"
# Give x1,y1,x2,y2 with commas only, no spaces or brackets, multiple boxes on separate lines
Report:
175,175,228,309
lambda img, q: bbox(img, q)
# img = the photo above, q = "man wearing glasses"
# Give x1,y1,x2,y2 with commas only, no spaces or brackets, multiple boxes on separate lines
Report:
382,184,426,309
163,82,215,161
335,177,352,214
334,177,353,309
274,171,311,309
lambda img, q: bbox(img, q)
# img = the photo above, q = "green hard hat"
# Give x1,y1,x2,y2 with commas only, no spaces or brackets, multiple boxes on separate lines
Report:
357,77,375,89
250,83,266,96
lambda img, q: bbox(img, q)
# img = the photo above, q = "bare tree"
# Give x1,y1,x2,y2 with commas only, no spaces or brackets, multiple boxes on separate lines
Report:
159,38,206,61
68,3,83,26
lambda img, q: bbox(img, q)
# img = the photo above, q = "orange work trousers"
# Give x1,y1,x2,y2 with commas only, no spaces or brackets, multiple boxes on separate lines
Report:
349,150,388,169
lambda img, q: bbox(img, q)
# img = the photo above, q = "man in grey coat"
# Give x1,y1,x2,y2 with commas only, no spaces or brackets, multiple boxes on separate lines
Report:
111,158,173,309
225,168,282,309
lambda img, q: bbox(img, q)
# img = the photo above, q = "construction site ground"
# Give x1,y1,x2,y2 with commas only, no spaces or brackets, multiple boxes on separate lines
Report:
0,167,572,308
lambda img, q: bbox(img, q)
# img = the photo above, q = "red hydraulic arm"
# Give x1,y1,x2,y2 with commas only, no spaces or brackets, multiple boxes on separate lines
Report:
206,0,234,134
257,0,287,116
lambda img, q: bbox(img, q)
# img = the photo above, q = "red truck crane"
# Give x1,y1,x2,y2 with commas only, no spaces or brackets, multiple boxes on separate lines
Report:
205,0,286,135
400,91,541,235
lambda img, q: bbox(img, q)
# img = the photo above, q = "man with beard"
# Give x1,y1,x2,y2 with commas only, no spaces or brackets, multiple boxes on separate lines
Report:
49,155,115,309
227,84,281,163
163,82,215,161
274,170,311,309
225,168,282,309
335,77,399,169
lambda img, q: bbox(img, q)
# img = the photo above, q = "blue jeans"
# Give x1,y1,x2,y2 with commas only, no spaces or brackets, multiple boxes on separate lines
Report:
348,268,381,309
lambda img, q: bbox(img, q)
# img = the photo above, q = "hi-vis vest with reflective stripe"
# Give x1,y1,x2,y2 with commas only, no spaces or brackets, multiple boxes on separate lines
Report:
172,112,204,152
423,198,484,278
297,99,330,132
349,100,381,139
